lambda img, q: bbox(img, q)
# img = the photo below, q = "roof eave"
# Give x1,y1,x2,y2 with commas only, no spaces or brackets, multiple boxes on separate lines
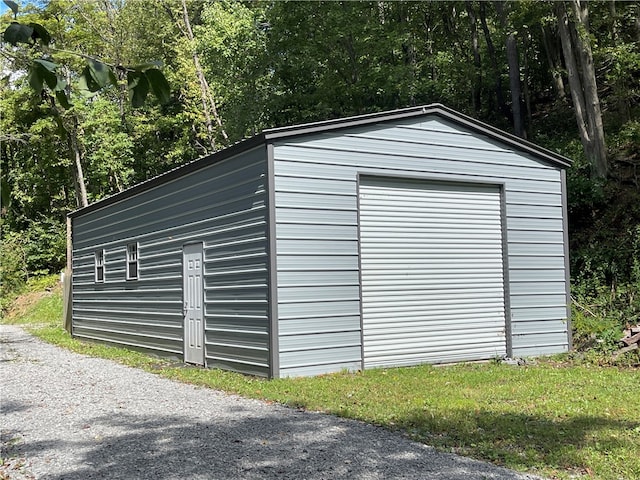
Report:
68,134,266,219
69,103,572,219
263,103,572,169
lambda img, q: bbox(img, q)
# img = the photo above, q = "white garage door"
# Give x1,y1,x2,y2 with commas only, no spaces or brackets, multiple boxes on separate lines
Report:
359,177,507,368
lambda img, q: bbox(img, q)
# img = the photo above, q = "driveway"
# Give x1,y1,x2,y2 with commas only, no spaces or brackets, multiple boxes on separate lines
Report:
0,325,542,479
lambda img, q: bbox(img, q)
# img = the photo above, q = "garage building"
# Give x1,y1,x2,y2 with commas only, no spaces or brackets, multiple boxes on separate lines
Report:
69,104,572,378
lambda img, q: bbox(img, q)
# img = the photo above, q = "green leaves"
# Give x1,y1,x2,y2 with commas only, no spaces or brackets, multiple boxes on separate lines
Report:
29,22,51,45
127,65,170,108
3,0,18,16
127,70,149,108
78,60,116,97
29,59,57,90
3,10,170,109
144,68,171,105
2,22,50,46
27,59,72,109
3,22,32,45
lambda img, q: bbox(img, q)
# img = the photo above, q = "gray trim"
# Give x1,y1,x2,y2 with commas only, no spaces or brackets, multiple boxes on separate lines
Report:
355,173,366,371
499,183,514,358
264,104,572,168
263,109,431,141
426,105,572,168
358,171,507,189
266,143,280,379
561,169,572,349
69,105,571,221
68,215,74,336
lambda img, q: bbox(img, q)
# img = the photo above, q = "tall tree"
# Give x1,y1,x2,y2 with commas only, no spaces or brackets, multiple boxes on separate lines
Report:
557,0,607,178
164,0,229,153
495,1,525,137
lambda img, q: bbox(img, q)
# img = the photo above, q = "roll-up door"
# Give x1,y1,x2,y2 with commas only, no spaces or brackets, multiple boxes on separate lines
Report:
359,177,507,368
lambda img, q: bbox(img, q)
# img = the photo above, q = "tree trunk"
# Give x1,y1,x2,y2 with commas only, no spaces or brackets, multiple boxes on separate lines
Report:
479,2,508,117
557,1,607,178
522,29,533,139
571,0,607,178
64,116,88,208
179,0,229,152
541,23,567,102
609,1,618,45
465,1,482,114
506,32,524,137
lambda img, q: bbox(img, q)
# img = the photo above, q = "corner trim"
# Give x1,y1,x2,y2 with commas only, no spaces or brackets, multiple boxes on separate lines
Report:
561,169,573,350
355,173,366,371
500,184,514,358
266,143,280,379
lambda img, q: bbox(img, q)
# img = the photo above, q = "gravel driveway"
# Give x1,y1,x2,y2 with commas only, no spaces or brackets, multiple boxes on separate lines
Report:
1,325,543,480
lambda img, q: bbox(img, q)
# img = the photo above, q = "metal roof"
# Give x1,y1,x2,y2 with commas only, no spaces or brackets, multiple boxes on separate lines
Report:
69,103,572,218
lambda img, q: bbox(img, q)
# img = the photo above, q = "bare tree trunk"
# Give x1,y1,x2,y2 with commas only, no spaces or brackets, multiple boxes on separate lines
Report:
494,1,524,137
571,0,607,177
609,1,618,45
522,29,533,139
541,23,567,102
506,32,524,137
466,1,482,114
557,1,607,178
180,0,228,152
57,69,88,208
479,2,508,117
68,121,89,208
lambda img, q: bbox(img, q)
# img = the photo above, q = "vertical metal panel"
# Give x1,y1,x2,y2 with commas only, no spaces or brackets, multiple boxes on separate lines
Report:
72,147,270,376
359,177,507,367
273,115,569,376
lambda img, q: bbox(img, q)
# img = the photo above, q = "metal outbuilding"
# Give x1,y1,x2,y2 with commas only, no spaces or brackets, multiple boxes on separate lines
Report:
69,104,572,378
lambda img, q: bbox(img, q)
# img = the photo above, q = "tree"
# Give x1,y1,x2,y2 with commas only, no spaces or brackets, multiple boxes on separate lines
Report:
1,0,171,206
557,0,607,178
163,0,229,153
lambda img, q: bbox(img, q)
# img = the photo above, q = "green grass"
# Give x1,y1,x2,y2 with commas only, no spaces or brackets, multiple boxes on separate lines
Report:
3,284,639,480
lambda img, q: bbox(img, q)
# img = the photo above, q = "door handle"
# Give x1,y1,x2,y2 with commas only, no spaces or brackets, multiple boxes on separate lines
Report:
183,301,188,315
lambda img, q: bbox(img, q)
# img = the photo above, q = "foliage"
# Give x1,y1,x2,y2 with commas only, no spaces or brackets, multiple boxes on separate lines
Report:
0,0,170,109
1,0,639,370
0,227,28,306
0,268,59,313
4,286,640,480
0,220,64,311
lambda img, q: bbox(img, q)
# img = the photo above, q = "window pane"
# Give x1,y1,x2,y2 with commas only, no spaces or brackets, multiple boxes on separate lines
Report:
127,243,138,279
95,250,104,282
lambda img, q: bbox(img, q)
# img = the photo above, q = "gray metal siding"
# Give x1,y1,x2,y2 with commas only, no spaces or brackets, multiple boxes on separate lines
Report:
72,147,270,376
273,116,569,376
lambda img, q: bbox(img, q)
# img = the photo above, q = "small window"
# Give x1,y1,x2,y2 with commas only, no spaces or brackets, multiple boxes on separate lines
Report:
95,250,105,282
126,243,138,280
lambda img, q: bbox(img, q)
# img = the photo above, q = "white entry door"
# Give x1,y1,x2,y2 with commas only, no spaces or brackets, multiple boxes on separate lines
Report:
183,243,204,365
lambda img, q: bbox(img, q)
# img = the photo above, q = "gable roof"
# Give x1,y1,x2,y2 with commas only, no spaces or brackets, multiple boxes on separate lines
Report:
69,103,572,218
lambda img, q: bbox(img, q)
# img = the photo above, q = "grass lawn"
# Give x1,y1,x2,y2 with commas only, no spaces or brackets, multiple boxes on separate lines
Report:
3,281,639,480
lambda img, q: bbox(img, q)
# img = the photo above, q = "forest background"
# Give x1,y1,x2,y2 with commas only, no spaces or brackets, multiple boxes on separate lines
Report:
1,0,639,362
